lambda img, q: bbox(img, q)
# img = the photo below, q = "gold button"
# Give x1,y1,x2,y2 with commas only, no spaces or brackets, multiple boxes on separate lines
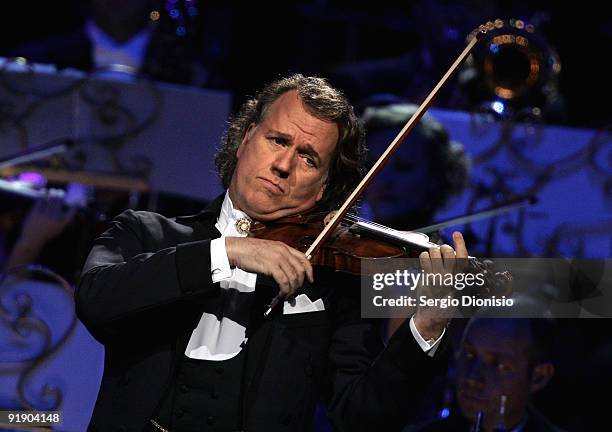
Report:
235,217,252,235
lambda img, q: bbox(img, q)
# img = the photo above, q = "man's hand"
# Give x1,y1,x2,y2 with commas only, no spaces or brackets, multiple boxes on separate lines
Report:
225,237,313,298
18,190,76,247
7,191,76,270
414,231,469,341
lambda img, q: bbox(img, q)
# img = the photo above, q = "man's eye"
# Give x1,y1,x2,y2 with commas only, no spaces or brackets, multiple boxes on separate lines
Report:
304,157,315,167
301,154,317,168
271,137,286,145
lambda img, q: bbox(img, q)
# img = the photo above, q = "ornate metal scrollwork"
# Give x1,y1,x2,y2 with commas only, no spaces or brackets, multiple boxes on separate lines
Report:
0,265,77,410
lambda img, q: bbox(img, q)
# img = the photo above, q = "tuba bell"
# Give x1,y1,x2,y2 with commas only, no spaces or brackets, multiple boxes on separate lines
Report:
459,18,562,117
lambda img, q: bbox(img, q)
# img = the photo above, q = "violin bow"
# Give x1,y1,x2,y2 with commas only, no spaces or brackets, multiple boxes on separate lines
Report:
264,26,488,317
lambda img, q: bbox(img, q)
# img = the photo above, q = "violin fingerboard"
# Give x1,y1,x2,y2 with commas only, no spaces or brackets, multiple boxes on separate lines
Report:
348,222,436,252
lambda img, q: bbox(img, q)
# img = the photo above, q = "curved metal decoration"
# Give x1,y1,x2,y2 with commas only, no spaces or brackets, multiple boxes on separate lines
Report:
0,58,163,178
0,265,77,410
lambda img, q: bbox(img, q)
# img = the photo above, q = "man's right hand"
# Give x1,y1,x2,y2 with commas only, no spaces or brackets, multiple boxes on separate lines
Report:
225,237,313,297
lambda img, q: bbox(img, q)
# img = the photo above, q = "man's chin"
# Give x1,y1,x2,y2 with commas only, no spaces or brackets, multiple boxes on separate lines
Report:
246,195,317,221
243,201,291,221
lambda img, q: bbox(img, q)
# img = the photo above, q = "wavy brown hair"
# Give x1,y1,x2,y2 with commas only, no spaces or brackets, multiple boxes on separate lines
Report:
215,74,366,212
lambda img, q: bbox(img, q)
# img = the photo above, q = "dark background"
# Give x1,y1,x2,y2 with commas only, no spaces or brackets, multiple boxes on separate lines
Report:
1,0,609,128
0,2,609,430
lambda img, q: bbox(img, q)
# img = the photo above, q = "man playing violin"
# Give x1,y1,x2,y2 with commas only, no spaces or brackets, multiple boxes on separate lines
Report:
76,74,469,432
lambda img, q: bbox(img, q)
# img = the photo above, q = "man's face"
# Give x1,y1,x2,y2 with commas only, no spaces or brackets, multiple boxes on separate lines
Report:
455,319,533,430
229,91,338,221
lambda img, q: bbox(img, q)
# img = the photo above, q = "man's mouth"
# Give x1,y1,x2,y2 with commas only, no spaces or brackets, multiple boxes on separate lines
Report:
258,177,284,194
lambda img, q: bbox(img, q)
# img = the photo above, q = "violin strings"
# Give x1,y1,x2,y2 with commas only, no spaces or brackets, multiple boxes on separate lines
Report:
342,214,481,271
343,213,406,235
343,214,443,248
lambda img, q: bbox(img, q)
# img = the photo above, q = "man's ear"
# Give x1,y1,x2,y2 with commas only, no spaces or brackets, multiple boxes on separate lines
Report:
237,123,256,158
529,362,554,393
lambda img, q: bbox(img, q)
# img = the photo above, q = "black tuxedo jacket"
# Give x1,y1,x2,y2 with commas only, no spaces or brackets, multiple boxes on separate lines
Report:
76,195,448,431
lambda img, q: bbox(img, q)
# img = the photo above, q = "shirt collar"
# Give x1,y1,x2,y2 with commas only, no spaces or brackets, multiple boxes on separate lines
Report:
215,191,251,236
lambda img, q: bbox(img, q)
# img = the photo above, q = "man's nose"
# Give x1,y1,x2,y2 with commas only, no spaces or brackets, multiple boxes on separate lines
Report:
271,148,294,178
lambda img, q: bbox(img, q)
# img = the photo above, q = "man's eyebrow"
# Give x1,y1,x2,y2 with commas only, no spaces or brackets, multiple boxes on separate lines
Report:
268,129,293,141
268,129,322,163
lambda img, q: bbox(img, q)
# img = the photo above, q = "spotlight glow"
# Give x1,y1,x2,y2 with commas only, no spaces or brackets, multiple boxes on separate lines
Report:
492,101,505,114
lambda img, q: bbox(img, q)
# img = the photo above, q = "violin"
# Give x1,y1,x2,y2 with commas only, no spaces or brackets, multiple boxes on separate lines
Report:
251,210,512,316
250,211,447,274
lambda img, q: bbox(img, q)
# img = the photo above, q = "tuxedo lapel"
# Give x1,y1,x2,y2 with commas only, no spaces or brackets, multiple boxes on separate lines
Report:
176,193,225,240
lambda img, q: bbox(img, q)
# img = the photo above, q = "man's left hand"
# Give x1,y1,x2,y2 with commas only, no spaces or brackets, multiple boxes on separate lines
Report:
414,231,469,341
